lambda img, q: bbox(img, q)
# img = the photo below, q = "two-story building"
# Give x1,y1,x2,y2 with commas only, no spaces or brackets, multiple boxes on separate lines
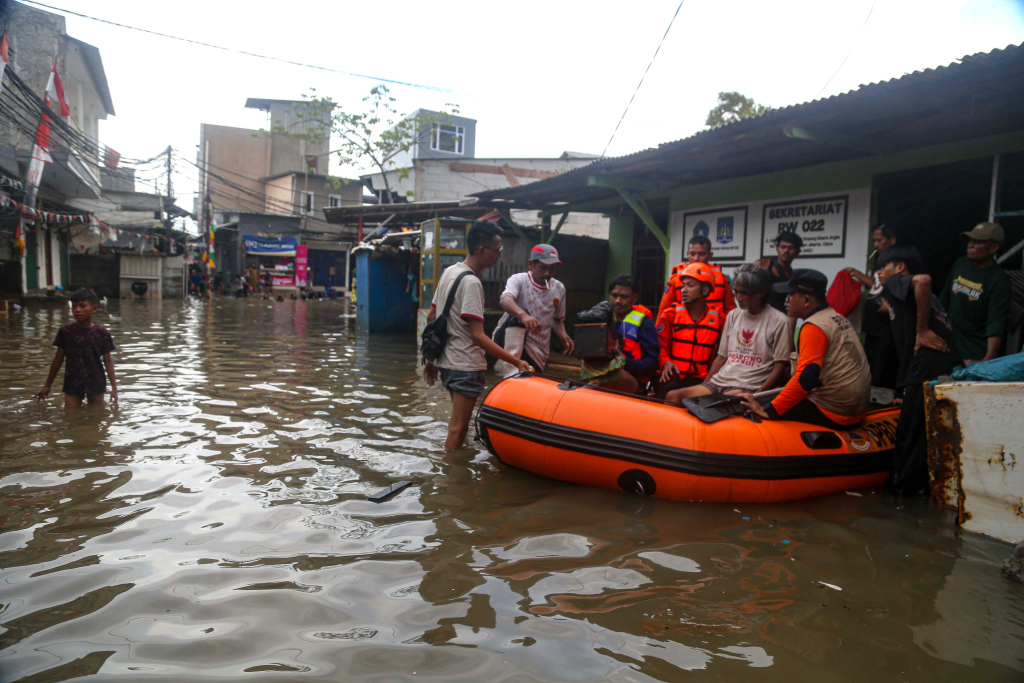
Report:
199,98,362,290
0,2,115,296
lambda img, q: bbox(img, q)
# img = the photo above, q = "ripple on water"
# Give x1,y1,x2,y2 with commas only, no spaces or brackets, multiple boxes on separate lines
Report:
0,299,1022,681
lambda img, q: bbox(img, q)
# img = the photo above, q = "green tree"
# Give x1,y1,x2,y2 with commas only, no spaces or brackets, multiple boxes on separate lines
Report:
285,85,459,203
705,91,770,128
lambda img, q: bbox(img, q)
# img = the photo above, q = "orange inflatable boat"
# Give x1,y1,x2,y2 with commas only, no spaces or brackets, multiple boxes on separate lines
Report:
475,374,898,503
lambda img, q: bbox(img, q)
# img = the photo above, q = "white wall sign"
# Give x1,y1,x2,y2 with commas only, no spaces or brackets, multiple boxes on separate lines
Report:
760,194,848,258
682,206,747,261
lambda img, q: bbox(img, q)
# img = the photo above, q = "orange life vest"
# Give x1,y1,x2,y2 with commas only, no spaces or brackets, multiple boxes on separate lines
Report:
667,304,722,379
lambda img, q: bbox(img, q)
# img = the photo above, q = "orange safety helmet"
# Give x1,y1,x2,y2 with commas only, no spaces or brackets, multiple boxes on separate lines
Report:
679,262,715,291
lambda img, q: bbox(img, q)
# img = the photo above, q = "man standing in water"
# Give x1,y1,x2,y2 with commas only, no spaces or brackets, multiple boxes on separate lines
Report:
423,221,531,450
494,243,574,372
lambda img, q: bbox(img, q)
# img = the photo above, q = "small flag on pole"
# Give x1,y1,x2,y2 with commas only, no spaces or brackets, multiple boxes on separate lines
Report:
45,61,70,116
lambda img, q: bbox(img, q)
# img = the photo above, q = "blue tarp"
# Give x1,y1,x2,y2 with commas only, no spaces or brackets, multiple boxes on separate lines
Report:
243,235,297,256
947,352,1024,382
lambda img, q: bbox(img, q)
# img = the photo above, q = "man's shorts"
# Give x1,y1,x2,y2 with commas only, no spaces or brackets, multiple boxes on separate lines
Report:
439,368,487,398
701,379,751,396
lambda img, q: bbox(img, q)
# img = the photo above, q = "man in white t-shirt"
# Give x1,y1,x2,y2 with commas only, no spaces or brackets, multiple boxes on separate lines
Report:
423,221,531,450
666,264,791,403
494,243,574,370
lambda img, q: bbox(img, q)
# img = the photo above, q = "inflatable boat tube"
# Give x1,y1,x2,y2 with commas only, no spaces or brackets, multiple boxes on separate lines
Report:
475,374,898,503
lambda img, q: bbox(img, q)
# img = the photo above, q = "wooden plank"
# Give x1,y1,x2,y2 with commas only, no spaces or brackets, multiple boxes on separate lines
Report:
449,162,557,179
500,164,521,187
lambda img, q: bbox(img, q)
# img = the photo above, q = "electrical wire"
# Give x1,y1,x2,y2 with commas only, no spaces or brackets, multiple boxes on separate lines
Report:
19,0,463,95
600,0,686,158
813,0,878,99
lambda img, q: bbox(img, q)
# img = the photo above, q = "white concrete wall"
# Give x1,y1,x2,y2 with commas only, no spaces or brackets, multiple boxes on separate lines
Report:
365,158,609,239
669,187,872,288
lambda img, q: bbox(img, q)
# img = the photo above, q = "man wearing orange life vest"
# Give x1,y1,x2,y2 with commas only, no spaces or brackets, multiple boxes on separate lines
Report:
655,262,724,399
740,269,871,429
659,235,737,319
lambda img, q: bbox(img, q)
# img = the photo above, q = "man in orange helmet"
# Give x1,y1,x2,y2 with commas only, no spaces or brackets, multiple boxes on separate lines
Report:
659,235,737,320
655,262,725,399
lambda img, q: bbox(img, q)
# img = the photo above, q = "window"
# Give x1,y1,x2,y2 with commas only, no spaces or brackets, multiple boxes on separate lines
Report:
431,123,464,154
328,194,342,208
300,191,314,215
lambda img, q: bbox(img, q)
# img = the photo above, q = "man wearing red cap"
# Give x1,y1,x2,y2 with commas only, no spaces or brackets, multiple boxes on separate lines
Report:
495,243,574,372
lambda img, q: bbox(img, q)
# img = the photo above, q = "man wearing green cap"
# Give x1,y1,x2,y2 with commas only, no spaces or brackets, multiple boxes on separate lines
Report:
940,222,1011,364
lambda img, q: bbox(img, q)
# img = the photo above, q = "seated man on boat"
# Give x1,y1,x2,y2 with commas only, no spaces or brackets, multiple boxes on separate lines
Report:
664,264,791,403
659,235,737,318
493,243,574,374
592,274,660,393
739,269,871,429
655,262,725,399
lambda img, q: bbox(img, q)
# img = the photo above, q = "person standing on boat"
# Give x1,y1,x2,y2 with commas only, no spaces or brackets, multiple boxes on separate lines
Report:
755,231,803,315
655,262,724,399
659,235,737,319
665,264,791,403
494,243,574,372
423,222,532,450
739,269,871,429
876,245,961,493
843,223,900,390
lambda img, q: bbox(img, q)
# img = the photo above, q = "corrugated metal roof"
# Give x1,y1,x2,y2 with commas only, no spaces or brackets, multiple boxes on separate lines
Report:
473,42,1024,210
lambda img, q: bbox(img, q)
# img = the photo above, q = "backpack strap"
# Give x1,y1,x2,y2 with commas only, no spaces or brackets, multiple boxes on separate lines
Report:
441,270,474,318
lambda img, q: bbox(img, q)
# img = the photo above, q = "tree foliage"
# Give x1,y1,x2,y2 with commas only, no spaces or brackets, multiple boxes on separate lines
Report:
281,86,459,203
705,91,770,128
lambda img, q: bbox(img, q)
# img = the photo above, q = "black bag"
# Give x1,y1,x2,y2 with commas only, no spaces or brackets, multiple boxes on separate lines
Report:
421,270,474,363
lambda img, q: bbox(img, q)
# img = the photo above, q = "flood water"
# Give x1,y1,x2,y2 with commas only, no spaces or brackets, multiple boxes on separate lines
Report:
1,298,1022,682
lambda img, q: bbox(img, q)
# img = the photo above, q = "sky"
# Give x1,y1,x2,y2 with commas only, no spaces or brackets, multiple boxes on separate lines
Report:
26,0,1024,231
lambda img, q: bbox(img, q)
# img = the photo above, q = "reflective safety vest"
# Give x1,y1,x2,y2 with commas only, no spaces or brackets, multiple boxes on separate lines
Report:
620,305,652,362
667,304,722,379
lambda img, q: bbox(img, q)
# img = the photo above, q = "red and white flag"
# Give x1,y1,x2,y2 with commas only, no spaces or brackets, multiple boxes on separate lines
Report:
0,32,9,94
103,146,121,169
45,61,70,116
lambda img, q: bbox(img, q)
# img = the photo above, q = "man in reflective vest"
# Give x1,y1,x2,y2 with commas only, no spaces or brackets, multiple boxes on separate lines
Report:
606,273,659,393
655,262,724,399
740,269,871,429
659,235,737,319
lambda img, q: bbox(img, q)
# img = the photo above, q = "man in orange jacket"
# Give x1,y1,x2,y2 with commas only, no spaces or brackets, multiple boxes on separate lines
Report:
659,235,737,319
655,262,724,399
740,269,871,429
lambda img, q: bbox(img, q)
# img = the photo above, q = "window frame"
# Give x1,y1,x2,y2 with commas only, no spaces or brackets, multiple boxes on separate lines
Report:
300,191,315,215
328,194,343,208
430,122,465,155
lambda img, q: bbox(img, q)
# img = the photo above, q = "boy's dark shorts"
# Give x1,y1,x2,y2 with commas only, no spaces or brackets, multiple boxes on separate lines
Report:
439,368,486,398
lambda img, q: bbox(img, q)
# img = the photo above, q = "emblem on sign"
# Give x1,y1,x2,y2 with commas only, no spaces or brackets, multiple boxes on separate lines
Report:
717,216,734,244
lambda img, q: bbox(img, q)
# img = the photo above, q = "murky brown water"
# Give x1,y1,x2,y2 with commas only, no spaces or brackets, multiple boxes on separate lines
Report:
1,299,1022,681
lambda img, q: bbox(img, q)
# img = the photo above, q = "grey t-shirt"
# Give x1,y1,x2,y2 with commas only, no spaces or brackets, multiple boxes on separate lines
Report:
711,306,792,391
432,262,487,372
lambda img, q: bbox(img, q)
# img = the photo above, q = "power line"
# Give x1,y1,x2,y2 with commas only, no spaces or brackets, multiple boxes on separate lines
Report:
601,0,686,158
19,0,463,95
814,0,878,99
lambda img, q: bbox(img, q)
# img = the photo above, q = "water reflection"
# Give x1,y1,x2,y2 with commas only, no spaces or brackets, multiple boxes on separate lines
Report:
1,299,1021,681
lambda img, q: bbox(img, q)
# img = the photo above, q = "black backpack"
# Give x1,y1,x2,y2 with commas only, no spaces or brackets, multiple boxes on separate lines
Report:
421,270,474,363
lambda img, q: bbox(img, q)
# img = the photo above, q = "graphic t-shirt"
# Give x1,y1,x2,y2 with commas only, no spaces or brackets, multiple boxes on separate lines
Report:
939,257,1011,361
495,272,566,369
431,262,486,372
53,322,116,395
884,273,961,387
711,306,792,391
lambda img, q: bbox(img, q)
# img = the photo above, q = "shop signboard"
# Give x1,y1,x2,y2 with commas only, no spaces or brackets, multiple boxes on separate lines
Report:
761,195,848,258
682,206,747,261
243,235,297,256
296,245,308,288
